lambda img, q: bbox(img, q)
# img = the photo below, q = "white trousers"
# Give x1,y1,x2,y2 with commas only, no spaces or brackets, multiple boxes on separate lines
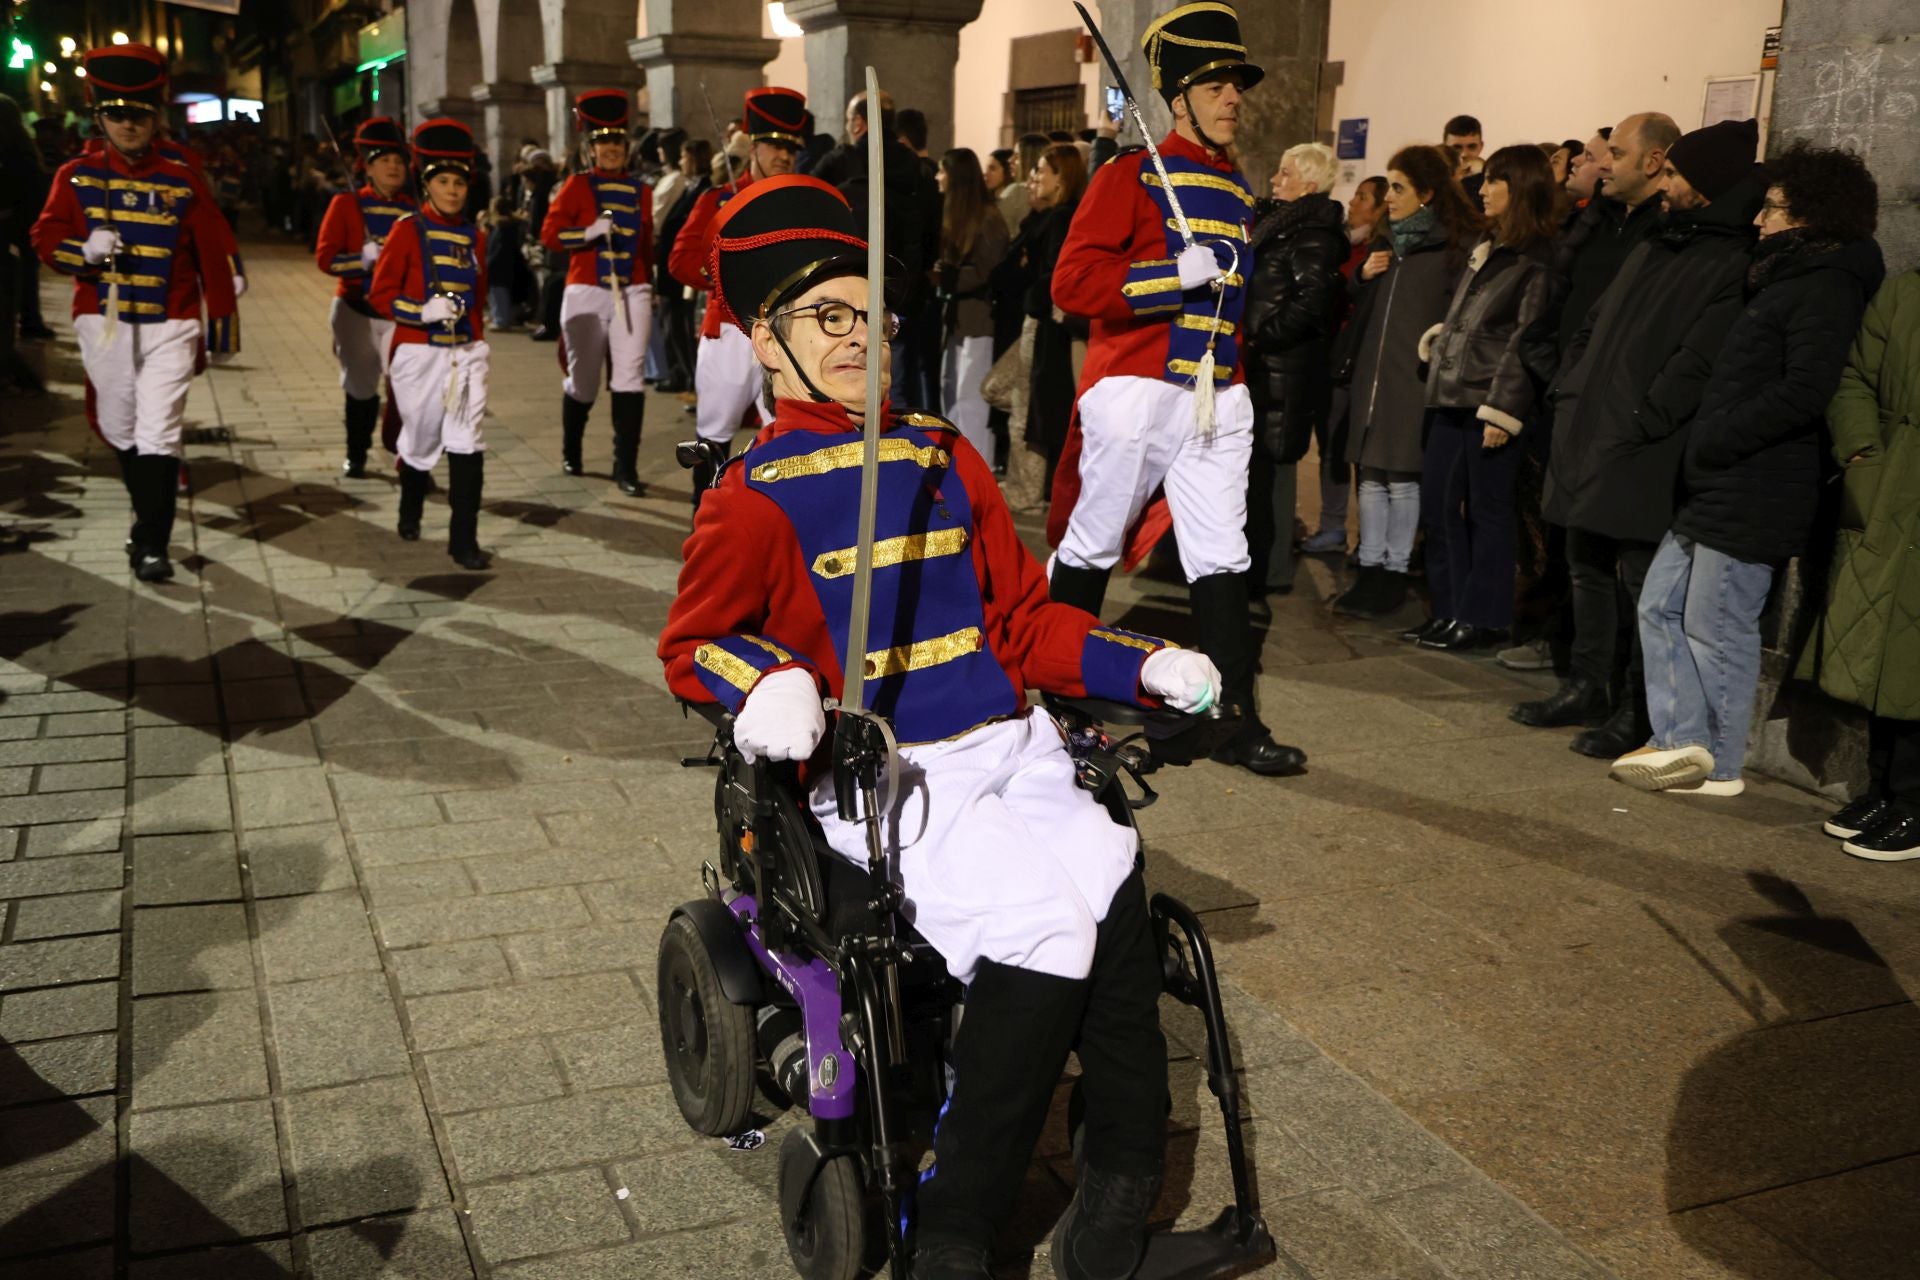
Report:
811,713,1137,984
942,334,996,464
389,342,489,472
1057,375,1254,582
75,315,201,457
330,298,394,400
694,324,771,445
561,283,652,403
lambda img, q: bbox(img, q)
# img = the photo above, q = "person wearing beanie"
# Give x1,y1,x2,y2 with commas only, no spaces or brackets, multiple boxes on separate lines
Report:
1526,117,1765,765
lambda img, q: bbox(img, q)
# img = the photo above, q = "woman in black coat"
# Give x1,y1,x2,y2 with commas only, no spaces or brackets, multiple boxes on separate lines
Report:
1410,146,1559,651
1242,143,1349,601
1621,144,1885,798
1018,145,1087,499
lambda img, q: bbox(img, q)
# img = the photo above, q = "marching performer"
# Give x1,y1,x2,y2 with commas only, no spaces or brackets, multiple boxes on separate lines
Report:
1048,2,1306,778
314,117,413,478
31,42,239,584
660,175,1218,1280
540,90,654,495
368,120,493,571
667,86,805,498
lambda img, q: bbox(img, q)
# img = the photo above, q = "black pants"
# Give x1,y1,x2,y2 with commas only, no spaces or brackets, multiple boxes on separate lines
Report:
1422,407,1523,628
1244,439,1297,595
1868,715,1920,807
661,289,695,387
1566,527,1657,693
915,869,1168,1250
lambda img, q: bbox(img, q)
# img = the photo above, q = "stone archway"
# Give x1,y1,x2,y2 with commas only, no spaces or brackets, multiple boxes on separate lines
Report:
413,0,484,132
533,0,648,158
471,0,550,165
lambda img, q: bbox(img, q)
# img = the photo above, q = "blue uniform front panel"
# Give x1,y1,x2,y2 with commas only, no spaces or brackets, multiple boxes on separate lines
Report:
1138,158,1254,386
743,427,1023,744
417,218,482,345
360,191,411,249
66,162,194,322
589,173,644,287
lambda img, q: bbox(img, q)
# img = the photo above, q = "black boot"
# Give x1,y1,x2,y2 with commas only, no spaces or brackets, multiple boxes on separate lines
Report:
1190,571,1307,776
1330,564,1380,616
1051,1163,1162,1280
342,395,378,478
116,447,145,566
1571,690,1649,759
1049,561,1112,616
445,451,490,570
130,454,178,582
1510,675,1609,728
610,390,644,496
396,464,429,541
914,961,1088,1264
561,395,589,476
690,458,718,512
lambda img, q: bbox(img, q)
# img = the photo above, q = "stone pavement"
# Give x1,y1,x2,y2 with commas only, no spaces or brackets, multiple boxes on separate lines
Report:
2,241,1915,1279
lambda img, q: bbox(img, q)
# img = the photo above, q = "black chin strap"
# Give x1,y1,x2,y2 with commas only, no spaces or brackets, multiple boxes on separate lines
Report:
1181,89,1224,154
770,325,835,405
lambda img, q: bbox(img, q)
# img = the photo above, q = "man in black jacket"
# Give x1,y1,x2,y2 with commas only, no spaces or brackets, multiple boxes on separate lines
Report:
1516,117,1764,759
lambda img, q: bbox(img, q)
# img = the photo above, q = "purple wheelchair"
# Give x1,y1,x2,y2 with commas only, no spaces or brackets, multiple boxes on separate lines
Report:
657,694,1276,1279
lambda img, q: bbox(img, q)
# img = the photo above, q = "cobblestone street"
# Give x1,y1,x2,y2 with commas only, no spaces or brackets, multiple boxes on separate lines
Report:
3,242,1917,1278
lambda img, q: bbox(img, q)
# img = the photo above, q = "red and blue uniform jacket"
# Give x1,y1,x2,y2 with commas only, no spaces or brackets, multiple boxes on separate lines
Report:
669,173,754,341
541,168,653,290
316,184,416,311
32,144,240,354
367,207,488,350
660,400,1173,747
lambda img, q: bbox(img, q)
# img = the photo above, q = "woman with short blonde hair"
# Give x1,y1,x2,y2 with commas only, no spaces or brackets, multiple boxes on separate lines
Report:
1280,142,1338,195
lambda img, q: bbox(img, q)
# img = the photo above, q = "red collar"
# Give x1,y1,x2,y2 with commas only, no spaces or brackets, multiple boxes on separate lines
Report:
759,397,898,440
591,166,627,179
419,203,468,227
1157,130,1235,174
84,140,166,177
360,183,409,202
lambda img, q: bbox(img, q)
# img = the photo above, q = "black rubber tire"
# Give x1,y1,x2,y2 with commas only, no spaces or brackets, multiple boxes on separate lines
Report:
657,914,757,1136
780,1134,868,1280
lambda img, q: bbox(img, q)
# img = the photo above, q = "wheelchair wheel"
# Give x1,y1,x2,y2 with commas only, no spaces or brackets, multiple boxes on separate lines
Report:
657,914,757,1136
779,1129,868,1280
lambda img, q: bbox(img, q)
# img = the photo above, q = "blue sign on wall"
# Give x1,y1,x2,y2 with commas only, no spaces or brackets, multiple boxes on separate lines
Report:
1336,118,1369,161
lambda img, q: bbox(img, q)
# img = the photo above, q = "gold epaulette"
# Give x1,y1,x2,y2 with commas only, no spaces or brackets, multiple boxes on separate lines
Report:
900,410,957,432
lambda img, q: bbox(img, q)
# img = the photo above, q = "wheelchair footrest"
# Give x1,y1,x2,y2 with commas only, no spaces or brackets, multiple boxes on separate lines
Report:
1136,1205,1279,1280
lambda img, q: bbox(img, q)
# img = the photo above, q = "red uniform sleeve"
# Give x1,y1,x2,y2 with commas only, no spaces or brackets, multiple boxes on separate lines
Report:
658,467,826,711
950,434,1165,703
181,168,239,351
316,193,366,278
540,175,594,255
669,189,721,291
31,163,94,278
1052,152,1170,323
471,226,489,342
368,216,426,325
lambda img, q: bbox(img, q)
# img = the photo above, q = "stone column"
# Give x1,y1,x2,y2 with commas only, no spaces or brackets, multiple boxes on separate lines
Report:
781,0,985,155
415,94,482,136
531,61,648,161
629,33,782,132
471,81,549,170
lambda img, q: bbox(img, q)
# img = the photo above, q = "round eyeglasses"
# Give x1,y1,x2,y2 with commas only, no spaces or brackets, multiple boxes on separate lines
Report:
773,300,901,340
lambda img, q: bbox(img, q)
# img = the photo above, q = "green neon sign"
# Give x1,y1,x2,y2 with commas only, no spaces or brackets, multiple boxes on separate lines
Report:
7,37,34,71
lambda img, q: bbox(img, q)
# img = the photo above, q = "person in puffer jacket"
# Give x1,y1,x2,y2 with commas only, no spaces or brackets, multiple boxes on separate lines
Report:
1611,143,1883,800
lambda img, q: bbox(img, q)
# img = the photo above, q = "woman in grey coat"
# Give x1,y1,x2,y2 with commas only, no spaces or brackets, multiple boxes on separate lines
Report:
1333,145,1482,618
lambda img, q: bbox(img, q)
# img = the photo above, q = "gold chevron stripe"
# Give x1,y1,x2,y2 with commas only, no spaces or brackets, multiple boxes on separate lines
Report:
861,627,984,680
1142,172,1255,207
751,437,949,483
811,528,969,580
695,644,762,692
1123,275,1183,297
1175,313,1237,335
1168,218,1246,241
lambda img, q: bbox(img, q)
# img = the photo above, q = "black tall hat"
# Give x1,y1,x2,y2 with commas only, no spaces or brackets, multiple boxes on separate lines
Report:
84,44,168,113
353,116,408,164
709,175,876,335
1141,2,1265,101
743,87,808,149
411,118,475,182
574,90,630,143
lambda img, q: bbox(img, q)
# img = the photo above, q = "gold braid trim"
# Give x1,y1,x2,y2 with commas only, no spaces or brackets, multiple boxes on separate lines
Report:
812,528,969,580
861,627,984,680
751,437,949,483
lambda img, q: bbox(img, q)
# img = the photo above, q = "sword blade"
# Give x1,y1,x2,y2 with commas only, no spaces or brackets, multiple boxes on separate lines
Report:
841,64,888,717
699,82,742,195
1071,1,1196,248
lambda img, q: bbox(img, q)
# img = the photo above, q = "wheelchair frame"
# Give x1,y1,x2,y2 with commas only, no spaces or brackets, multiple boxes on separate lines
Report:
660,697,1276,1279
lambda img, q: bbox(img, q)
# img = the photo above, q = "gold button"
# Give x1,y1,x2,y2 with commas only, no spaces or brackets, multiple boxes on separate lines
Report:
821,557,842,575
761,465,779,480
864,658,879,678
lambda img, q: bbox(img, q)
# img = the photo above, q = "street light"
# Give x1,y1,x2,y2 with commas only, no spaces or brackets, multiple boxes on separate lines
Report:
43,60,55,73
75,66,86,78
40,80,54,93
111,31,130,45
768,2,803,37
59,36,77,57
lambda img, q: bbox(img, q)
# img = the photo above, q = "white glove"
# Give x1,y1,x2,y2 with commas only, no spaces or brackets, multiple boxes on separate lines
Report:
231,274,248,299
419,295,462,324
1175,242,1225,291
582,215,614,243
1140,648,1221,714
83,227,123,265
732,667,825,763
361,241,381,271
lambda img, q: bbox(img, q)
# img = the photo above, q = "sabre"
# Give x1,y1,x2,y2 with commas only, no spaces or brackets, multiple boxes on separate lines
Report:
1072,1,1195,251
73,175,119,345
698,82,742,196
842,68,888,723
600,206,631,333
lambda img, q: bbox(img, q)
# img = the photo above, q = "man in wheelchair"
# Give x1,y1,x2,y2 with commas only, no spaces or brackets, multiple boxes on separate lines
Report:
658,175,1223,1280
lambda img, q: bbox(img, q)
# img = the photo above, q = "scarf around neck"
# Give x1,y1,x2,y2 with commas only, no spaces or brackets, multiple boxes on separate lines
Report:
1389,204,1438,258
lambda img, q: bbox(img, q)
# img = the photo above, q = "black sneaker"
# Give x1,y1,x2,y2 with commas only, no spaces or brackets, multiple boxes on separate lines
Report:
1824,795,1893,840
1050,1163,1161,1280
912,1237,993,1279
1841,807,1920,862
133,553,174,583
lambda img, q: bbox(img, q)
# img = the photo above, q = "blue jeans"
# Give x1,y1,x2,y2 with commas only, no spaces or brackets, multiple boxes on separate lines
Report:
1356,467,1419,572
489,285,514,330
1637,532,1775,780
1421,407,1521,627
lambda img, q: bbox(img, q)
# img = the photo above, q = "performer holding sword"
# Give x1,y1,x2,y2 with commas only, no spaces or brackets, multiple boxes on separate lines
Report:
659,88,1223,1274
541,90,655,495
1048,1,1307,779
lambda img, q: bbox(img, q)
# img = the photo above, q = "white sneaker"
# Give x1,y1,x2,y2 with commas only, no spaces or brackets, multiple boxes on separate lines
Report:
1609,745,1713,791
1669,777,1745,797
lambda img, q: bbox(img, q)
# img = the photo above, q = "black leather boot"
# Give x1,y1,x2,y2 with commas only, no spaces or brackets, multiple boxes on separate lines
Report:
342,395,378,477
1051,1162,1163,1280
445,451,490,570
1190,571,1307,776
396,464,429,541
1049,561,1111,616
130,454,178,582
610,390,644,496
1571,691,1649,759
560,395,589,475
116,447,146,565
1509,675,1609,728
910,1240,993,1280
